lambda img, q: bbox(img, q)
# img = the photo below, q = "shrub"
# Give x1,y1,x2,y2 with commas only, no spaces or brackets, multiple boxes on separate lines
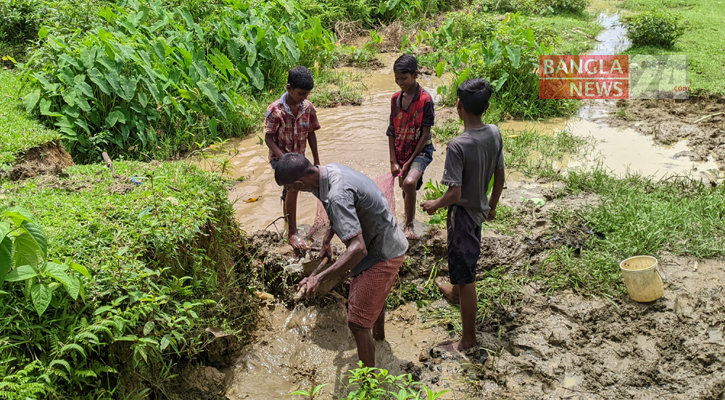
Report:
20,0,335,162
1,161,252,399
475,0,588,14
297,0,374,29
622,10,686,48
0,0,46,45
547,0,588,13
0,0,104,47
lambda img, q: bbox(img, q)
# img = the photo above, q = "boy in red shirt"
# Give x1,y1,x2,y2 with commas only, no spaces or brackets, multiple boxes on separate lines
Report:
265,66,321,250
387,54,435,240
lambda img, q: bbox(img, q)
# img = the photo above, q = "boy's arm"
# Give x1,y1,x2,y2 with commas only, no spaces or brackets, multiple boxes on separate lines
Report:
487,168,505,220
487,135,506,220
387,97,401,176
388,136,400,176
264,110,285,159
308,106,321,165
420,142,462,214
265,134,285,159
308,131,320,165
421,185,461,215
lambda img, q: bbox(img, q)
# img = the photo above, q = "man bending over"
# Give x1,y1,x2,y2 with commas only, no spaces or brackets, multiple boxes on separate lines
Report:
274,153,408,367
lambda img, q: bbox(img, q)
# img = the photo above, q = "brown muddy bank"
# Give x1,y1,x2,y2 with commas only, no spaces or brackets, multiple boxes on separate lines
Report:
227,231,725,400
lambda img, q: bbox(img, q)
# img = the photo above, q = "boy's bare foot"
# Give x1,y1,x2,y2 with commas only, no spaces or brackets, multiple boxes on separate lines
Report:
373,329,385,341
288,233,310,250
435,278,460,305
403,224,419,240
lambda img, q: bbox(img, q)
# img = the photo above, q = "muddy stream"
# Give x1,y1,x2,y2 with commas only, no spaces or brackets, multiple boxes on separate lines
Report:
193,10,724,399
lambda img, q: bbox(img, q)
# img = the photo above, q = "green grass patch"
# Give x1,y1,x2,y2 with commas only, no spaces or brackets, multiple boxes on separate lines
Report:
564,168,725,258
529,11,605,55
621,0,725,94
0,69,61,170
0,161,255,398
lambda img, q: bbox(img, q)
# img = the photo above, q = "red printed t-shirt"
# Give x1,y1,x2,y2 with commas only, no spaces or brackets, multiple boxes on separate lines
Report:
386,83,435,163
264,93,321,160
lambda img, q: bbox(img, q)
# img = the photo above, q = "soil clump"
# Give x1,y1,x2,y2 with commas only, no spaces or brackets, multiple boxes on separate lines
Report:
4,141,74,181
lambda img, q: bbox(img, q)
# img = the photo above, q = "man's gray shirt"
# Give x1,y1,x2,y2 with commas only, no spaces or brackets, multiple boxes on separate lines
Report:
314,164,408,276
441,125,505,226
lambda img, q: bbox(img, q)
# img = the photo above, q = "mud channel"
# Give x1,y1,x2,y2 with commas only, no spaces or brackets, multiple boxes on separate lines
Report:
196,10,725,398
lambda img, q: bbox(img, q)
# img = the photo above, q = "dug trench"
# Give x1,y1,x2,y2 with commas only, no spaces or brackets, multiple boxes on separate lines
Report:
216,184,725,400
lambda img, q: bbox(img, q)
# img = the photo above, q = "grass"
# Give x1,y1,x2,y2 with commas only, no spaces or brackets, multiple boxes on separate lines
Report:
432,124,592,178
0,161,257,398
308,69,366,107
621,0,725,94
0,69,61,170
529,10,606,55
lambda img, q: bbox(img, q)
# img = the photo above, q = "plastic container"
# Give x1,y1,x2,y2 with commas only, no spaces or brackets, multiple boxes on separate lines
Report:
620,255,663,302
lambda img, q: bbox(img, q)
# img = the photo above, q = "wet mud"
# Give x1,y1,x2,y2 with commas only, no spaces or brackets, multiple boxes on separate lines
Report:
466,254,725,400
607,97,725,173
3,141,74,181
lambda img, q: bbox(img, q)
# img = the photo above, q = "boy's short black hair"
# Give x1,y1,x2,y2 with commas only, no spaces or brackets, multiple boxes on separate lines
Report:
288,66,314,91
457,78,494,115
274,153,315,185
393,54,418,74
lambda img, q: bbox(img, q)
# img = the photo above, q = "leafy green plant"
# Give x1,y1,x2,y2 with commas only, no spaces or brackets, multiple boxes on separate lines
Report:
341,362,448,400
0,0,46,45
622,10,686,48
289,383,328,399
1,206,89,316
20,0,336,162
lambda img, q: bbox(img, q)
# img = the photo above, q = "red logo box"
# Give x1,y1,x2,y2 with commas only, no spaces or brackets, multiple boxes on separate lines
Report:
539,55,629,99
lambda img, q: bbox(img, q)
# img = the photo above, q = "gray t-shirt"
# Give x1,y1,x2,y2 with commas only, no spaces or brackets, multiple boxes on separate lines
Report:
314,164,408,276
441,125,505,226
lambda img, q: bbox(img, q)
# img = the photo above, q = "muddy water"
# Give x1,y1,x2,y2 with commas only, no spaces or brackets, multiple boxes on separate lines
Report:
224,303,453,399
215,55,450,235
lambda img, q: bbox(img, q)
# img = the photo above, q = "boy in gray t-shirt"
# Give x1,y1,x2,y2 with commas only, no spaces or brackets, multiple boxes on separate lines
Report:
421,79,505,353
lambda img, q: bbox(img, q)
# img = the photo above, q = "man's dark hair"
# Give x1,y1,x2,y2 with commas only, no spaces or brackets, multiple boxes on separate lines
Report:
274,153,315,185
288,66,314,90
457,78,494,115
393,54,418,74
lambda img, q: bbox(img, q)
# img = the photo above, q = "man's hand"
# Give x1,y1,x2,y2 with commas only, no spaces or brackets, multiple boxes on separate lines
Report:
390,162,401,177
319,240,332,261
487,208,497,221
298,275,321,296
420,200,439,215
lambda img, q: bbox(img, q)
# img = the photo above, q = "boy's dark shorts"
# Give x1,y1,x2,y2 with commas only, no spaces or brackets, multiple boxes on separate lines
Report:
447,204,481,285
270,158,287,201
407,143,435,191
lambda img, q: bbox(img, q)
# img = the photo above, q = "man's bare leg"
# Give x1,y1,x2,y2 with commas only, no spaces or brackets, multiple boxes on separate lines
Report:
285,189,309,250
401,170,422,240
350,324,376,367
372,309,386,341
440,283,477,352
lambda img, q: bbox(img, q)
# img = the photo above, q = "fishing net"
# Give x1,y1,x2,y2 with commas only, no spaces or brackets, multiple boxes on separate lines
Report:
306,172,396,239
